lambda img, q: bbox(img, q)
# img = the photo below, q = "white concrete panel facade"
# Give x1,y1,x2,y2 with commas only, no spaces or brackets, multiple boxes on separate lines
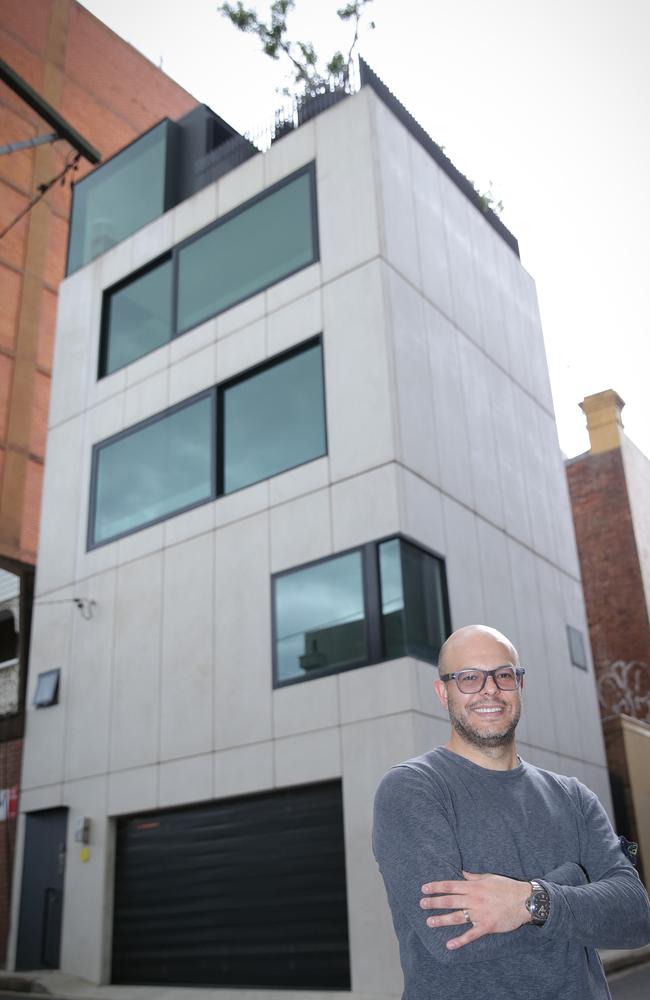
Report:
14,86,607,996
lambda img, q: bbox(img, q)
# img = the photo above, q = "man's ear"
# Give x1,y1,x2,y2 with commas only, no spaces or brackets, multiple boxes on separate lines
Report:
434,678,448,710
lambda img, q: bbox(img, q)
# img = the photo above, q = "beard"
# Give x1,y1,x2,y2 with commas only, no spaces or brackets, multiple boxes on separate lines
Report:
448,699,521,749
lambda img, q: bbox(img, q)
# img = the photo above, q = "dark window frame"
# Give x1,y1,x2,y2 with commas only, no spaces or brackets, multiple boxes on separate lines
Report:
97,162,319,378
98,252,173,379
88,336,325,549
271,535,451,688
216,334,327,496
174,160,319,337
272,546,371,688
378,535,451,665
87,388,216,550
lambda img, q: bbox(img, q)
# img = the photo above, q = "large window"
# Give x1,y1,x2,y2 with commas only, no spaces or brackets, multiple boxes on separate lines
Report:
220,341,326,493
273,539,450,686
88,339,325,548
177,169,317,333
98,165,318,377
90,393,214,547
68,121,171,275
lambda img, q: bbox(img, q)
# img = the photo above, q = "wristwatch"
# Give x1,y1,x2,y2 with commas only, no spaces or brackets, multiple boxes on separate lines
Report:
525,880,551,926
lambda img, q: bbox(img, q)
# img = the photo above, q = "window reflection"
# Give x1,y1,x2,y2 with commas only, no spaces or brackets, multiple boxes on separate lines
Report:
68,122,169,275
223,342,326,494
102,258,172,375
92,395,213,545
275,552,366,684
177,170,316,333
273,539,450,687
379,539,447,664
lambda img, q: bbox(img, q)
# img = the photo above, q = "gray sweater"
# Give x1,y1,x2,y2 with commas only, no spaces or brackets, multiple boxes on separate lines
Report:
373,748,650,999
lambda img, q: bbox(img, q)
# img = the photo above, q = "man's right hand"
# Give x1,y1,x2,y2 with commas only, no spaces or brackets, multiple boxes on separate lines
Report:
420,871,532,950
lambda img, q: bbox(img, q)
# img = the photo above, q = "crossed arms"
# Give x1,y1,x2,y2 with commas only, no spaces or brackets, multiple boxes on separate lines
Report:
372,763,650,964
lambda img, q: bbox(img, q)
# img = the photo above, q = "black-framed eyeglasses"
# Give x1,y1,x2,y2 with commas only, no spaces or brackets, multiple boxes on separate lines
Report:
440,666,526,694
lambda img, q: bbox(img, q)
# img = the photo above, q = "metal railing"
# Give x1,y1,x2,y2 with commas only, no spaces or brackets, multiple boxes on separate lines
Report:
193,67,358,190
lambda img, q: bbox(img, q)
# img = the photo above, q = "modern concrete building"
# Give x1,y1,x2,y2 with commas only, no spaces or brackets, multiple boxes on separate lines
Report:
0,0,197,959
12,66,608,994
566,390,650,883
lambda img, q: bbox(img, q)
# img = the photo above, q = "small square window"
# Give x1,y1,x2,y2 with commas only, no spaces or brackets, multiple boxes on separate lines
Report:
567,626,588,670
34,669,61,708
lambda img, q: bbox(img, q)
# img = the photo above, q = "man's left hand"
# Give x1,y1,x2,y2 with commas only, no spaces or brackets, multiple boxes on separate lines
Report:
419,871,532,950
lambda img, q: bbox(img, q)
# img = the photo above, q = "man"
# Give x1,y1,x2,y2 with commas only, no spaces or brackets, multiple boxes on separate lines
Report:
373,625,650,999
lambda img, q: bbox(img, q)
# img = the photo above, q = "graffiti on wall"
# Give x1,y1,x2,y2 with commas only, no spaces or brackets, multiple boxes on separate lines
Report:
598,659,650,722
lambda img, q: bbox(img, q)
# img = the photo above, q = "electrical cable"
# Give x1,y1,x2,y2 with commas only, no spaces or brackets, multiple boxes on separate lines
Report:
0,149,80,241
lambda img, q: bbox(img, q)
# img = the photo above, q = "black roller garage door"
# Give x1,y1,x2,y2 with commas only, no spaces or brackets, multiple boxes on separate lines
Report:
111,780,350,989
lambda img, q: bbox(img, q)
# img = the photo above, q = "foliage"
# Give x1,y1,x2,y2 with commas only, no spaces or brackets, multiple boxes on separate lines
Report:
478,181,504,217
220,1,504,217
469,177,504,217
219,0,375,97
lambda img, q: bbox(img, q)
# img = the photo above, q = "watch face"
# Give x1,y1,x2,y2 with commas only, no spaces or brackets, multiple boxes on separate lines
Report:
532,891,550,920
527,888,550,924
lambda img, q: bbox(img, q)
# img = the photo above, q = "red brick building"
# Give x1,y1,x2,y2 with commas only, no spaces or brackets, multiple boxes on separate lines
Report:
566,389,650,881
0,0,197,961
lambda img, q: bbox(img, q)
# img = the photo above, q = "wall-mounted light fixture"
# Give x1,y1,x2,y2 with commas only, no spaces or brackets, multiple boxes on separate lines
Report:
34,597,96,620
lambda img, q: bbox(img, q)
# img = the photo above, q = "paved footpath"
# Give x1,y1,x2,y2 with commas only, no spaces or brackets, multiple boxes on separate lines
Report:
608,959,650,1000
2,958,650,1000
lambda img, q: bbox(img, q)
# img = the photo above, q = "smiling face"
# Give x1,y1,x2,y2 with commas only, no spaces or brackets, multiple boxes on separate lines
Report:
434,626,524,766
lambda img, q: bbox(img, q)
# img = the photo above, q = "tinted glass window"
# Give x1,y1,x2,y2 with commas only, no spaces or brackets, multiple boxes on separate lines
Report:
379,539,447,664
177,170,316,333
222,341,325,493
91,395,213,546
68,122,169,275
102,258,173,375
274,552,366,684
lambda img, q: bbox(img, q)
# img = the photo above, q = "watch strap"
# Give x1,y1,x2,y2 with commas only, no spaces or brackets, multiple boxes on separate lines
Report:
525,879,551,926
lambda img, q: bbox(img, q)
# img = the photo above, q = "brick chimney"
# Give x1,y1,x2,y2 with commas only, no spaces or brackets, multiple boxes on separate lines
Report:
580,389,626,454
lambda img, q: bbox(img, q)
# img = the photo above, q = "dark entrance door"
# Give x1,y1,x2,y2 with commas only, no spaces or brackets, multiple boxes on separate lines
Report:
15,808,67,970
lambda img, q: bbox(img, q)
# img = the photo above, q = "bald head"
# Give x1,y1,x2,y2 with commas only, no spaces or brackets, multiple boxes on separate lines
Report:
438,625,519,676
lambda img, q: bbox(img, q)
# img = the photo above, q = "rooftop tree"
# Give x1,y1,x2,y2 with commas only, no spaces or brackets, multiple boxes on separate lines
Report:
219,0,375,98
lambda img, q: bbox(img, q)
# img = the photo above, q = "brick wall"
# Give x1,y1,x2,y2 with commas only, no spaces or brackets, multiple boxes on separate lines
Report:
0,0,198,568
0,0,199,966
566,448,650,720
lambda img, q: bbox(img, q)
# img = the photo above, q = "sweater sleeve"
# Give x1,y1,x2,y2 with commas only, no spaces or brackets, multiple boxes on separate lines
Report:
534,781,650,949
372,765,586,965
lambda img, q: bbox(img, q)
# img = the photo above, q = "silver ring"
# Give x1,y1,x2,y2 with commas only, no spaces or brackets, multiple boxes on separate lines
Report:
463,908,471,924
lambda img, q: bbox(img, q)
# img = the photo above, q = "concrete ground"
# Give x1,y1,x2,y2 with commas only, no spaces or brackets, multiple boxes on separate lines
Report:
3,947,650,1000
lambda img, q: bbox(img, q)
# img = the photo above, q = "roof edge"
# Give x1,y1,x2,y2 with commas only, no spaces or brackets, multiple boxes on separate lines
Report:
359,57,520,258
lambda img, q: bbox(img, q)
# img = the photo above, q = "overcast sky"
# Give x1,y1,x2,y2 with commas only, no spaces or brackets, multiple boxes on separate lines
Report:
79,0,650,459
